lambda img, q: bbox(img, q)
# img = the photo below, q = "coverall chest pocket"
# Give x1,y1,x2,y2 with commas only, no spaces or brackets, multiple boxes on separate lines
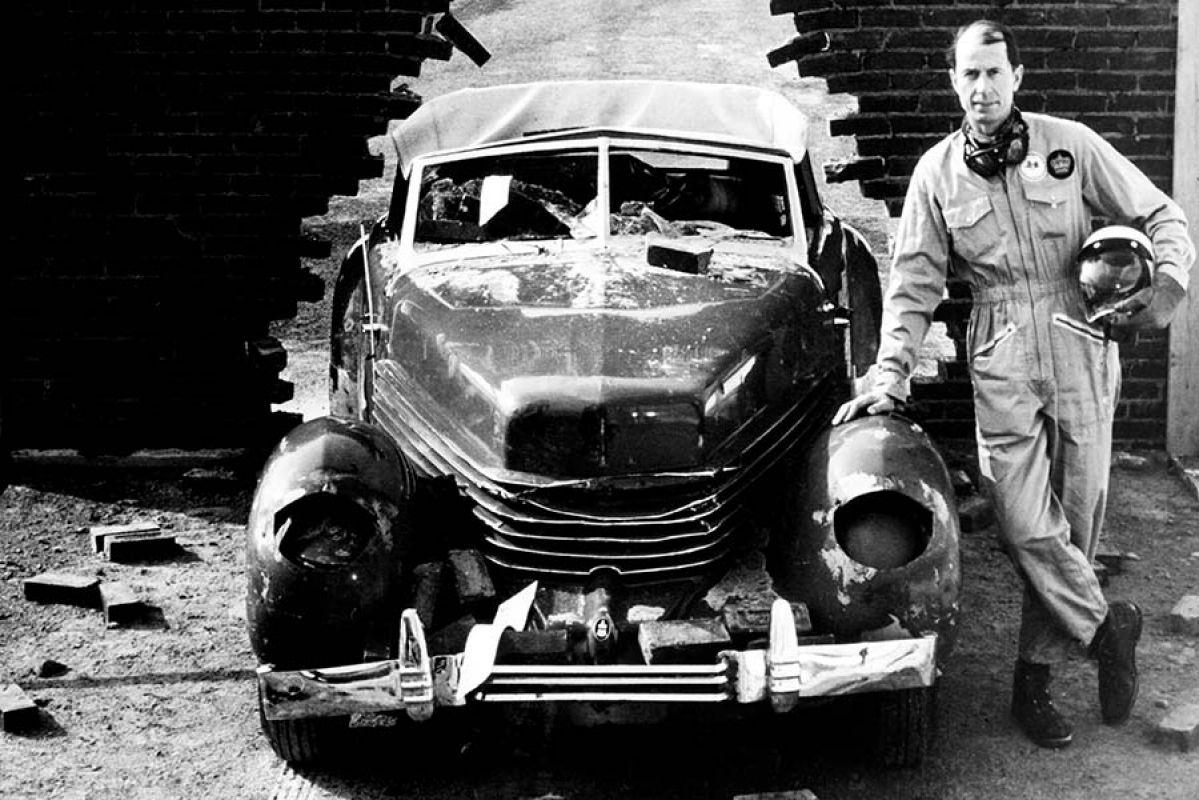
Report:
1024,181,1074,270
945,195,1002,267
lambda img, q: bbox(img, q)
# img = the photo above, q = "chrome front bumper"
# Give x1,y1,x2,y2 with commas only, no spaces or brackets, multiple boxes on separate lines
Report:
258,584,937,722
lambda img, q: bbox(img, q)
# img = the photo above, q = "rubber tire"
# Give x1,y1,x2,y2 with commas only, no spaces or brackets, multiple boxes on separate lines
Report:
874,686,935,768
257,683,350,764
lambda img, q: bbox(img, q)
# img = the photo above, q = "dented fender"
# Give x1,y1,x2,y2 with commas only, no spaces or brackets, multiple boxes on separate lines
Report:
245,416,419,667
772,414,960,662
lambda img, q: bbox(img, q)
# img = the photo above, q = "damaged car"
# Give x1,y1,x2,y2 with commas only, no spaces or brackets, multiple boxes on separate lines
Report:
245,80,961,767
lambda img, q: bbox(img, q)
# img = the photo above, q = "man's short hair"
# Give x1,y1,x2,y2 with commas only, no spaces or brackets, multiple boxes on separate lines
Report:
946,20,1022,69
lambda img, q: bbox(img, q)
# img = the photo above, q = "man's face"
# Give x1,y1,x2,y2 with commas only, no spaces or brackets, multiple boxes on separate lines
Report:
949,33,1023,137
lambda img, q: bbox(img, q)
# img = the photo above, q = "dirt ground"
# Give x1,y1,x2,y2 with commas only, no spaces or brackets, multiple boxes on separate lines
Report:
2,438,1197,799
3,1,1198,798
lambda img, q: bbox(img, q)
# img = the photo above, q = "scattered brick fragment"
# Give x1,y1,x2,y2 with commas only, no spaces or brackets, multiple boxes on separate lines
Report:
1152,703,1199,752
957,494,994,533
1,684,39,733
638,618,731,665
1094,546,1125,575
448,549,495,606
22,572,100,607
35,659,69,679
1112,451,1150,471
89,522,161,553
1168,595,1199,636
646,234,713,274
100,582,143,627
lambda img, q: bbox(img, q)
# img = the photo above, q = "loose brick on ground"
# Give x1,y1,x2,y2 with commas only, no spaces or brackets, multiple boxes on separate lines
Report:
1,684,39,733
957,494,994,533
99,582,143,627
1152,703,1199,752
104,532,179,562
22,572,100,607
1168,595,1199,636
1094,545,1126,575
88,521,161,553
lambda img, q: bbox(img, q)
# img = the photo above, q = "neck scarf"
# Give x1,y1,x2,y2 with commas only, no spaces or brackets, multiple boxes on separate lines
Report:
962,107,1028,178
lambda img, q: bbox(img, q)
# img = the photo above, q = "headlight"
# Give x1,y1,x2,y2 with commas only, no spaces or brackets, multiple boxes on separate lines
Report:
276,495,377,569
834,490,931,570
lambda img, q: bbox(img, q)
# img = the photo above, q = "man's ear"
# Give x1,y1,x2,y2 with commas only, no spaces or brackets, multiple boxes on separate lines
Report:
1012,64,1024,92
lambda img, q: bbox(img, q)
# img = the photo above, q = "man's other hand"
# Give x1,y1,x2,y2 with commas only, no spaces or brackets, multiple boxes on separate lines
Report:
1108,271,1187,333
832,389,898,425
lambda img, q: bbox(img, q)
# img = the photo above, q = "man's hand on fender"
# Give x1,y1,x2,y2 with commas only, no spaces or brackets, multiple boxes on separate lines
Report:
1108,271,1187,333
832,389,898,426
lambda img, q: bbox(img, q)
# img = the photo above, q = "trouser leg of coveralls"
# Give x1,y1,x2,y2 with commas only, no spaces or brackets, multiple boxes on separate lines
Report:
975,378,1109,665
1016,402,1114,663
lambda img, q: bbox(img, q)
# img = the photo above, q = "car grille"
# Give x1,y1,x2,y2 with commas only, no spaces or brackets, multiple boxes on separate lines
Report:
373,361,838,580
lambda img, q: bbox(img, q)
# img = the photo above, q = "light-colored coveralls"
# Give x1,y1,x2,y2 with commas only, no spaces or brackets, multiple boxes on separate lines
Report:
870,112,1194,664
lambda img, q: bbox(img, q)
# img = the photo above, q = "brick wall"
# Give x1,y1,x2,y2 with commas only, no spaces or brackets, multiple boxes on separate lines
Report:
8,1,456,454
769,0,1182,447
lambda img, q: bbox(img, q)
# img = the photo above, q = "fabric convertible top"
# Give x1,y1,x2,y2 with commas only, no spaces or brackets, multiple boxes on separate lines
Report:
390,80,810,177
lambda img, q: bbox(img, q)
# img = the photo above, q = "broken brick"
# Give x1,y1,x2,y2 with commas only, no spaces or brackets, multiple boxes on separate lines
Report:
22,572,100,607
1094,545,1125,575
35,660,69,679
722,599,813,637
104,532,179,562
89,521,161,553
638,618,731,665
1168,595,1199,636
448,549,495,606
1152,703,1199,751
956,494,994,533
646,235,713,275
99,582,143,627
1,684,39,733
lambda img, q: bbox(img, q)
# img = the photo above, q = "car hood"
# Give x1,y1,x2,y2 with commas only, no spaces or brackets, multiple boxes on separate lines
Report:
375,240,832,480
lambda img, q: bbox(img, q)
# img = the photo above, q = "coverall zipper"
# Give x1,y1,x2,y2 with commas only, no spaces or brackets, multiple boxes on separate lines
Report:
998,172,1046,382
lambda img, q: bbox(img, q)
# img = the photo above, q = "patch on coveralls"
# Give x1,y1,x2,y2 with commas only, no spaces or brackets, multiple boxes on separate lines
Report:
1019,152,1047,182
1047,149,1075,179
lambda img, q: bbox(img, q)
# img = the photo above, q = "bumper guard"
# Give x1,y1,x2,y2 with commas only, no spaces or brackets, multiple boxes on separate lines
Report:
259,590,936,722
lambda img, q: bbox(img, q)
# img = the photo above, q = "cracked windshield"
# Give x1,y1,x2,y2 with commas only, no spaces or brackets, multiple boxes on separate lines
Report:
414,146,793,251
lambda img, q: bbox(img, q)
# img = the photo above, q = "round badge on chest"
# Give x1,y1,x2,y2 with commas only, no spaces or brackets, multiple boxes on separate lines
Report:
1019,151,1047,182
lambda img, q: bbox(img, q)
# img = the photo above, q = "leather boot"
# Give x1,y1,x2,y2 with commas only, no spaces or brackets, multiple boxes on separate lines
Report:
1011,659,1073,748
1089,600,1142,724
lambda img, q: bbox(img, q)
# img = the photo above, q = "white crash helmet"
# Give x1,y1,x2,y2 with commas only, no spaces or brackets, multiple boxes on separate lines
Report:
1077,225,1154,322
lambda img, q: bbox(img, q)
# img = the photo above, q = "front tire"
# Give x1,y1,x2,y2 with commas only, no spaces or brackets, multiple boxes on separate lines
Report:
257,683,350,764
874,686,935,768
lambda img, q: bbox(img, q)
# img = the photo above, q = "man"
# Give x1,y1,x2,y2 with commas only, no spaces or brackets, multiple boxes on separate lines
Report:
833,20,1194,748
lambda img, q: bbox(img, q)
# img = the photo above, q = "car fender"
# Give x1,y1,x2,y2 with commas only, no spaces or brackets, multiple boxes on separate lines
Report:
771,414,960,662
245,415,418,666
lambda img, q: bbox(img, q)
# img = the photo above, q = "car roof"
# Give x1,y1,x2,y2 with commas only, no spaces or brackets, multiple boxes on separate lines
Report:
390,80,810,177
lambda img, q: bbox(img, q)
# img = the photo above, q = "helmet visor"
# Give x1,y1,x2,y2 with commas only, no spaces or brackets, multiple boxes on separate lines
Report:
1079,250,1151,322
